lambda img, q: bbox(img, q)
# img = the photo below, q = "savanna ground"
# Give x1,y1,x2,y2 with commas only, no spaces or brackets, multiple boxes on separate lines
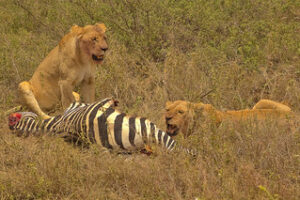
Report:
0,0,299,199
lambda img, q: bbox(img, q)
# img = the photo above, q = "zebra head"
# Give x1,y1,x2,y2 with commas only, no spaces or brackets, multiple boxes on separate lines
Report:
8,112,38,130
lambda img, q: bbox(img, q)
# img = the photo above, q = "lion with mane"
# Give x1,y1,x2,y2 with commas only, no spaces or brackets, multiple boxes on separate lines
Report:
18,23,108,119
165,99,295,138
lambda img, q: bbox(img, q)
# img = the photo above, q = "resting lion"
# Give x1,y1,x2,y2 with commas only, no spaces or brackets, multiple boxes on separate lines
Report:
17,23,108,119
165,99,294,138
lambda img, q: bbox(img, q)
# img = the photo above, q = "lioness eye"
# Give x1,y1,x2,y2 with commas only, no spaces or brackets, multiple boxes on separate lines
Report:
166,109,170,112
92,37,97,41
178,110,184,114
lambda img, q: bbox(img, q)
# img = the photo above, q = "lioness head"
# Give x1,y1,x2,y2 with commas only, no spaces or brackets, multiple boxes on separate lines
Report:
60,23,108,64
165,100,204,138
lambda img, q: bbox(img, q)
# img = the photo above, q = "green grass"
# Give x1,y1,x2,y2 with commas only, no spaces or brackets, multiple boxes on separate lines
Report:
0,0,299,199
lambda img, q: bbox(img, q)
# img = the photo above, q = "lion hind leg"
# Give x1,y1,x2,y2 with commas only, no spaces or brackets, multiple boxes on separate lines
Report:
18,81,51,119
253,99,291,112
72,91,81,102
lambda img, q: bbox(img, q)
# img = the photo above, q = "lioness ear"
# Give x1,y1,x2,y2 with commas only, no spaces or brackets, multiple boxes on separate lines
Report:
192,103,205,110
70,25,83,35
165,101,173,107
95,23,107,33
59,25,83,48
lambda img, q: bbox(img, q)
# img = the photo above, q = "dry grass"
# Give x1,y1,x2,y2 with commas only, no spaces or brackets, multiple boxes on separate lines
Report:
0,118,299,199
0,0,299,199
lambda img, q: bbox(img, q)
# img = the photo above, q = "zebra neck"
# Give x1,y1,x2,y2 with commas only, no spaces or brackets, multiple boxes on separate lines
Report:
14,115,63,134
38,115,63,133
142,120,176,151
14,116,39,133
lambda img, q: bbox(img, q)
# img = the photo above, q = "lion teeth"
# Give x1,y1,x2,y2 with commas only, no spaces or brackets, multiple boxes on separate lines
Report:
92,55,103,61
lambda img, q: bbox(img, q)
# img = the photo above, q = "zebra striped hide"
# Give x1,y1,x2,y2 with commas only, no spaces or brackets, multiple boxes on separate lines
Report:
8,98,181,153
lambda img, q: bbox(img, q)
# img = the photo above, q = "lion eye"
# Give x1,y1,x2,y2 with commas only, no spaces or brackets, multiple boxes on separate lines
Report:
178,110,184,114
166,109,170,112
92,37,97,41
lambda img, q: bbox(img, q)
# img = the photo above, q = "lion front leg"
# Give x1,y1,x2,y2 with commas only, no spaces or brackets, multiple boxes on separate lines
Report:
80,77,95,103
18,81,50,119
59,80,76,109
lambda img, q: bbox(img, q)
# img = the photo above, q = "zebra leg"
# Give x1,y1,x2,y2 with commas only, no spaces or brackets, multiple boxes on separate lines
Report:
18,81,50,119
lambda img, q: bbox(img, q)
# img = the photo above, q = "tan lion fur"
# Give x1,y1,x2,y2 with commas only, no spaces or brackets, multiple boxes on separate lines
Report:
18,23,108,119
165,99,294,138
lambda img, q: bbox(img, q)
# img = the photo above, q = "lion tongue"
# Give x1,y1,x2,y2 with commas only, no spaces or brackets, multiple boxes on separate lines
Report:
167,124,176,131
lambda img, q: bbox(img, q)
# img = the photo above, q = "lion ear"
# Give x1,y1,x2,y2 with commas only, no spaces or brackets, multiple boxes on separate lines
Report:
192,103,205,110
95,23,107,33
165,101,173,107
70,25,83,35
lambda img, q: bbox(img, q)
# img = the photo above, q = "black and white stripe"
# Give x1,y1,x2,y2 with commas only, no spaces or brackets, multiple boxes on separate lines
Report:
10,98,177,152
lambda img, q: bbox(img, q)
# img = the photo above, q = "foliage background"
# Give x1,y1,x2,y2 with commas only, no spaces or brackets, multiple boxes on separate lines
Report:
0,0,299,199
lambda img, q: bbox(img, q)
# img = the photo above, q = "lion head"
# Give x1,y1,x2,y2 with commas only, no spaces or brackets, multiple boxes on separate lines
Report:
165,100,204,138
165,100,219,138
60,23,108,64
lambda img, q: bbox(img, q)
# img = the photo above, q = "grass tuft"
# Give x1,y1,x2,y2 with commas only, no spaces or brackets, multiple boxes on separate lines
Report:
0,0,299,199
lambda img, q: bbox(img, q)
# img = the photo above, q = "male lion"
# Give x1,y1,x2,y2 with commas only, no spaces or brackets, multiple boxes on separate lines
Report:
18,23,108,119
165,99,294,138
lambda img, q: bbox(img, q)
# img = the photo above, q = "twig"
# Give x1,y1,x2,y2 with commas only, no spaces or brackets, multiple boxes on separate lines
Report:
199,88,215,99
74,1,95,21
13,0,60,38
108,0,131,32
11,57,21,83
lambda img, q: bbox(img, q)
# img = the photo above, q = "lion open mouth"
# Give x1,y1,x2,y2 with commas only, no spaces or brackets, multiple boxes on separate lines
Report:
166,123,179,137
92,54,104,62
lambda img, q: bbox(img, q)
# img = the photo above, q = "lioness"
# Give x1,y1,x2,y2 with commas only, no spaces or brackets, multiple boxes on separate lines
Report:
165,99,294,138
18,23,108,119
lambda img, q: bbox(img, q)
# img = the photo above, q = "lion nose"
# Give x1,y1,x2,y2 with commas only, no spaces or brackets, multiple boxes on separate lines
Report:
101,47,108,52
165,117,172,122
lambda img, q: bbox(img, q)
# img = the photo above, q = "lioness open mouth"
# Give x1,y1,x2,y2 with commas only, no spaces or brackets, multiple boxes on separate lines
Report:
166,123,179,137
92,54,104,61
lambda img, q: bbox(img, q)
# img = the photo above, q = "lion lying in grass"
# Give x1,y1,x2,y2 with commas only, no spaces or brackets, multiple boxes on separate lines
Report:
165,99,294,138
17,23,108,119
